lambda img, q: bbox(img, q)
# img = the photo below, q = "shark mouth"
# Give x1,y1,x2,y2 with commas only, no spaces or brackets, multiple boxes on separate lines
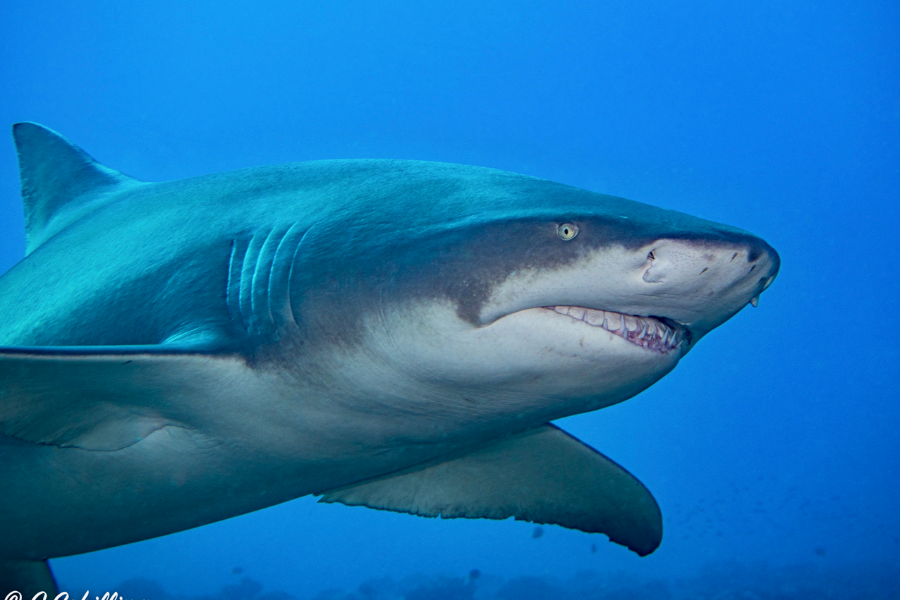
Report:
545,306,686,353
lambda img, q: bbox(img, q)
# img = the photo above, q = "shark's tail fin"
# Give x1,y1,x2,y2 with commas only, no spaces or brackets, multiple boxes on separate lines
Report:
12,122,142,255
0,559,58,597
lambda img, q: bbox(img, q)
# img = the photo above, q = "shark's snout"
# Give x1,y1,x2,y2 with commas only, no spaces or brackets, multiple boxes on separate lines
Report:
636,232,780,338
476,222,779,346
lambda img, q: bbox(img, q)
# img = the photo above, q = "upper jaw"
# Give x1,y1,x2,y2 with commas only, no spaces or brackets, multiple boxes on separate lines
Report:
474,236,779,346
543,305,690,354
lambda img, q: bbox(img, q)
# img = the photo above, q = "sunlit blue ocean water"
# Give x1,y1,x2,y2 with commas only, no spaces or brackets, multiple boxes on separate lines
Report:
1,1,897,598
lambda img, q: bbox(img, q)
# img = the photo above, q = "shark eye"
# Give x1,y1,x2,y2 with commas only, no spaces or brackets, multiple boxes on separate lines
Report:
557,223,579,241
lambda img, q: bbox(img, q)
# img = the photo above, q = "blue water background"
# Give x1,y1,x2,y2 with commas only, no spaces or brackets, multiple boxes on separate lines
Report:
0,1,897,597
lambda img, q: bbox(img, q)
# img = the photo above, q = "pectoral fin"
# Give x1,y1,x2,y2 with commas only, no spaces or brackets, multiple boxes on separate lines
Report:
0,345,242,451
320,424,662,556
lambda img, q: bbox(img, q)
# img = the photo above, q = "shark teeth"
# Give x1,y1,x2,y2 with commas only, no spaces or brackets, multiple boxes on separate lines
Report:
546,306,682,353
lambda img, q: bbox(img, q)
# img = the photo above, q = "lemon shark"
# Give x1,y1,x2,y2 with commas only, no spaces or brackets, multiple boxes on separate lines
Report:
0,123,779,595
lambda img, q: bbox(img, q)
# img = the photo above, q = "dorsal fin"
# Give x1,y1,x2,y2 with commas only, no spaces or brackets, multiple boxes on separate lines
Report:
12,122,141,254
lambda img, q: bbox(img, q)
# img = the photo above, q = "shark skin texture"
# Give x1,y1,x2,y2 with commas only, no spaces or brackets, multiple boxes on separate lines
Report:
0,123,779,595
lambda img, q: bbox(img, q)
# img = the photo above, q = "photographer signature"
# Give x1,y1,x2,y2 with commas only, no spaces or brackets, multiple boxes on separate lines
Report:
4,592,140,600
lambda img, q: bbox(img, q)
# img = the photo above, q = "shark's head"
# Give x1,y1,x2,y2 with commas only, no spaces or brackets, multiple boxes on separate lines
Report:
287,162,779,436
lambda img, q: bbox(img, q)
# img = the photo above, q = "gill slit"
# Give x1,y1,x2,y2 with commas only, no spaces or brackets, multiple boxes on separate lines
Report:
227,223,312,338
